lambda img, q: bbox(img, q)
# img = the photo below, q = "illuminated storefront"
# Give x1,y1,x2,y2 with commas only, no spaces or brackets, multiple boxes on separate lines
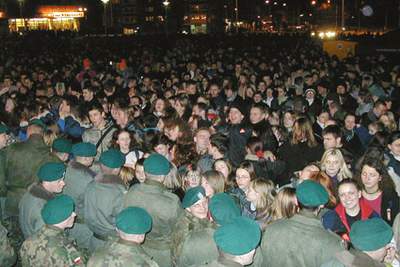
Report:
8,6,87,32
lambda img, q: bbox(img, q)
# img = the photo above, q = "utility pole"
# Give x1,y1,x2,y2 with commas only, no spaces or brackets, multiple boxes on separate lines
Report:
341,0,345,29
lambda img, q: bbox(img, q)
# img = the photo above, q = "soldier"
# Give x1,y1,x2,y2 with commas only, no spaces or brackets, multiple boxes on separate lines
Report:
64,142,97,251
260,180,346,267
124,153,183,267
198,216,261,266
322,218,395,267
3,120,58,243
19,162,66,238
84,149,126,250
88,207,158,267
20,194,85,266
0,221,16,267
171,186,218,266
51,137,72,162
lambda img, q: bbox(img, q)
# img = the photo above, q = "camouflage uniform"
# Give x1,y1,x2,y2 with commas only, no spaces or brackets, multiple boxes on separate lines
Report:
20,225,85,266
124,180,183,267
19,183,55,238
0,222,16,267
87,238,159,267
171,211,218,267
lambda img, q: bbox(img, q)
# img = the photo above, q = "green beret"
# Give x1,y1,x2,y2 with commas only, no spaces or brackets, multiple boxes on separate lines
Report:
72,142,97,157
29,118,46,129
116,207,152,234
296,180,328,207
99,149,125,169
0,124,9,134
214,216,261,255
52,138,72,153
209,193,241,225
37,162,66,182
350,218,393,251
143,153,170,175
182,186,206,208
41,195,75,225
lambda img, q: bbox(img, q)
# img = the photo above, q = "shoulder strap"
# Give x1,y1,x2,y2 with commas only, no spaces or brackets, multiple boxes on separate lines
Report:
96,124,115,149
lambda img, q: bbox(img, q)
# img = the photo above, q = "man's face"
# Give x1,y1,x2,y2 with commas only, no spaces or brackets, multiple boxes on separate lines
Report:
375,104,388,117
344,115,356,130
229,108,244,124
323,133,339,150
209,85,220,98
250,107,265,124
43,178,66,193
336,85,346,95
82,89,94,102
194,130,210,151
88,109,105,128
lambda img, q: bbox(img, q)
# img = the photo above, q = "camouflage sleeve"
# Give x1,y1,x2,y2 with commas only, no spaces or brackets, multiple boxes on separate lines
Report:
0,151,7,197
0,223,16,267
63,241,86,266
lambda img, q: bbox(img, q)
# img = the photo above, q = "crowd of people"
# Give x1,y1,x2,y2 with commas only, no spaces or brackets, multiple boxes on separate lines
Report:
0,32,400,266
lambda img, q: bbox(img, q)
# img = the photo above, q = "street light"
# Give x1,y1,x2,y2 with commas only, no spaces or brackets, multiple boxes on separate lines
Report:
100,0,110,35
163,0,170,37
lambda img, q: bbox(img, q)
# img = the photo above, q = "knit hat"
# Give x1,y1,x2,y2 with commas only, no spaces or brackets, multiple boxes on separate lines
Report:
214,216,261,255
305,88,316,96
209,193,241,225
296,180,328,207
37,162,66,182
52,138,72,154
350,218,393,252
41,195,75,225
143,153,171,175
99,149,125,169
116,207,152,235
182,186,206,209
71,142,97,157
229,100,247,117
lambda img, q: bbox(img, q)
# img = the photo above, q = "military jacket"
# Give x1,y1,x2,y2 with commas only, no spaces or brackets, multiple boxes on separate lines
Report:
84,173,126,238
82,121,116,160
87,238,159,267
4,134,59,216
260,209,346,267
171,211,218,267
20,225,84,266
196,255,244,267
19,183,55,238
64,160,96,217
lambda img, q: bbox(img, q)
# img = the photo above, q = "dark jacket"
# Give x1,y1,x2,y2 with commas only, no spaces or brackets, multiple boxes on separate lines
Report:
278,140,324,175
379,189,400,225
227,123,252,167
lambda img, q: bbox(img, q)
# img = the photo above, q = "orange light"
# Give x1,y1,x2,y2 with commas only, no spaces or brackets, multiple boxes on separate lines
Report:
311,0,316,5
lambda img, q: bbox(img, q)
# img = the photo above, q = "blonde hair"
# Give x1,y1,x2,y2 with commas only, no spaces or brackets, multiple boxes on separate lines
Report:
291,117,318,147
380,112,398,133
44,124,60,146
163,164,182,190
249,179,276,229
120,166,134,187
271,187,298,221
201,170,225,194
320,148,352,182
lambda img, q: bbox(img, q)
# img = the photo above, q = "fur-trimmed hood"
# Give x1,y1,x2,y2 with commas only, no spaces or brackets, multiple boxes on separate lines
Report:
94,173,125,186
28,183,55,200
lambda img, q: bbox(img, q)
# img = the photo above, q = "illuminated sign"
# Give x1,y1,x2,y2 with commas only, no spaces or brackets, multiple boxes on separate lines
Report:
46,11,84,18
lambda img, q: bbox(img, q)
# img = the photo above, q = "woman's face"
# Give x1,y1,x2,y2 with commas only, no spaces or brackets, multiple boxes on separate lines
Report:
389,139,400,157
283,113,294,129
5,98,15,113
236,168,251,192
324,155,341,177
361,165,381,191
338,183,361,211
185,172,201,189
246,185,259,203
201,179,214,197
164,126,180,141
174,100,185,114
155,99,165,113
117,132,131,151
379,115,390,127
214,161,229,178
154,144,169,158
135,165,146,183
